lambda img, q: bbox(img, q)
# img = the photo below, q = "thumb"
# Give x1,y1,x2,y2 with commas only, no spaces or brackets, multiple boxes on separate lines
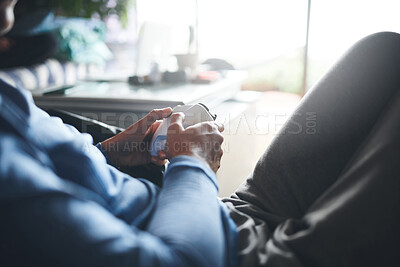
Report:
138,107,172,130
146,107,173,122
168,112,185,133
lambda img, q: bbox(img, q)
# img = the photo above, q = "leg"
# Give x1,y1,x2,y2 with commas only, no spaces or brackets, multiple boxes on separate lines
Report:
223,32,400,265
265,90,400,266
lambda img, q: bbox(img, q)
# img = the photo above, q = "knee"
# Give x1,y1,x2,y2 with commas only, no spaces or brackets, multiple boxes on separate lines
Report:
362,31,400,44
353,31,400,56
338,31,400,75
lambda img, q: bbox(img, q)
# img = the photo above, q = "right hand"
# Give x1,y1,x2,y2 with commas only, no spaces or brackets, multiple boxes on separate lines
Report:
165,112,224,173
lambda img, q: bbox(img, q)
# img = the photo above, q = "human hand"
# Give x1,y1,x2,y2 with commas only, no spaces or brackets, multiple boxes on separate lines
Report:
165,112,224,173
101,108,172,167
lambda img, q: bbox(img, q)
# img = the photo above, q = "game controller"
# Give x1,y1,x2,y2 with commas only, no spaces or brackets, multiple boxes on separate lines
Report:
149,103,217,157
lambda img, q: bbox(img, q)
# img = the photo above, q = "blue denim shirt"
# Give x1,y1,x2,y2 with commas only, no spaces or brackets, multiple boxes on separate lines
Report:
0,80,237,267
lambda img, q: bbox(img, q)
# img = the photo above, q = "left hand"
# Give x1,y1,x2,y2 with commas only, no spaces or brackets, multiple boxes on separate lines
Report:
101,108,172,167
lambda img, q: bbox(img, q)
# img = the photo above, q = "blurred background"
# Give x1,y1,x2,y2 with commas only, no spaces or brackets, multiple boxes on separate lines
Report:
2,0,400,196
4,0,400,92
117,0,400,94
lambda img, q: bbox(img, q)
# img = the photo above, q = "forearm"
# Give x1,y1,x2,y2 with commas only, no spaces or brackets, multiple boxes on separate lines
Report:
147,156,226,267
1,152,230,267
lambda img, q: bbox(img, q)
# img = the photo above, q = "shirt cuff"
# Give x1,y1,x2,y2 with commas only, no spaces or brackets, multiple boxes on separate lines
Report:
166,155,219,191
95,142,115,166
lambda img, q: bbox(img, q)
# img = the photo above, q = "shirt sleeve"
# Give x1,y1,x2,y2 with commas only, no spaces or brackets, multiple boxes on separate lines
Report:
95,142,116,166
147,156,226,266
0,135,236,267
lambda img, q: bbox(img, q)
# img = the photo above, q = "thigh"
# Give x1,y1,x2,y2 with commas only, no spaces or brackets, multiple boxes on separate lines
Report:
225,32,400,228
263,89,400,267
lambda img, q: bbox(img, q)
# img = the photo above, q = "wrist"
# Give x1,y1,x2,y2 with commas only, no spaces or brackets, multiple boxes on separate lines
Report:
96,142,116,166
169,151,212,171
101,138,120,165
167,155,219,190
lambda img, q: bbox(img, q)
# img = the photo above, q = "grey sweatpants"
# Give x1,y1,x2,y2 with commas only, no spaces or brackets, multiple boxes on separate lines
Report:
223,32,400,267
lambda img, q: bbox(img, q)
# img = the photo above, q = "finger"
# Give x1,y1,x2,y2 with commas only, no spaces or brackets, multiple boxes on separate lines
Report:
158,150,167,159
150,107,173,119
168,112,185,133
131,108,172,134
215,122,224,132
151,156,168,166
143,120,163,144
160,107,173,118
169,112,185,124
148,120,163,135
146,108,173,124
196,122,223,134
201,121,224,132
